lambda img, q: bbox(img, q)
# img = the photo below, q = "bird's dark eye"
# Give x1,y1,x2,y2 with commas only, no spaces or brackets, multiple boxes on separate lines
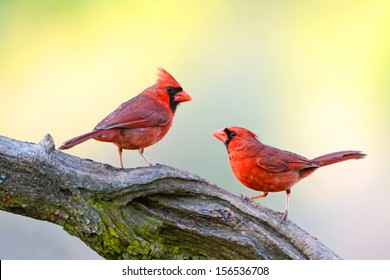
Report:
224,128,237,140
166,86,174,93
166,86,183,99
229,131,237,138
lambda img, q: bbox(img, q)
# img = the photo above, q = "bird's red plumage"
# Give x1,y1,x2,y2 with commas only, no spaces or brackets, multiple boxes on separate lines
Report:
213,126,365,220
59,68,191,168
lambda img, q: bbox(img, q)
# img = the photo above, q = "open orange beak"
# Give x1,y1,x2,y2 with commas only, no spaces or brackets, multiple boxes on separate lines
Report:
212,128,228,143
173,90,192,103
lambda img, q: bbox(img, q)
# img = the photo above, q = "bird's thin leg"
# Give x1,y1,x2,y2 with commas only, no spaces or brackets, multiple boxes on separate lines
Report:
118,146,124,169
138,148,153,166
280,189,291,221
250,191,269,200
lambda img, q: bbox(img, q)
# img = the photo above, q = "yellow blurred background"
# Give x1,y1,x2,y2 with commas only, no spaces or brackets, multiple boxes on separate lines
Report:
1,0,389,259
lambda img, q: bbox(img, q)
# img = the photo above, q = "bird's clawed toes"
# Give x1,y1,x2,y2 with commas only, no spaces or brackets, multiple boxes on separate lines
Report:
277,210,288,222
240,194,252,202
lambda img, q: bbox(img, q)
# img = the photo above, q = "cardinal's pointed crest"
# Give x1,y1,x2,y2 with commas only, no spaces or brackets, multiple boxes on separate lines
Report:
156,68,181,88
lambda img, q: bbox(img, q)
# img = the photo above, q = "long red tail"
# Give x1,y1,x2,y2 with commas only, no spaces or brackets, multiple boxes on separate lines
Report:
312,150,366,167
59,130,103,150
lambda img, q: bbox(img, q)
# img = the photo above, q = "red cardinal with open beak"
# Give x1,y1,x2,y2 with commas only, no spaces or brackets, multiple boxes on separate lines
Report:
213,126,365,220
59,68,191,168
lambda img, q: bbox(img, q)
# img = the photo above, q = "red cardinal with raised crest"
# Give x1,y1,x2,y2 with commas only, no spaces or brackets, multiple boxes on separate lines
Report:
59,68,191,168
213,126,365,220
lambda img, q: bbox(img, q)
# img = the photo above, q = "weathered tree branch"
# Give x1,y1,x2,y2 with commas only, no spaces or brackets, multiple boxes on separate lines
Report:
0,134,341,259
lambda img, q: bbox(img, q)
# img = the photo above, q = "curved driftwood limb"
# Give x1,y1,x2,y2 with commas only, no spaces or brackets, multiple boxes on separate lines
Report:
0,134,341,260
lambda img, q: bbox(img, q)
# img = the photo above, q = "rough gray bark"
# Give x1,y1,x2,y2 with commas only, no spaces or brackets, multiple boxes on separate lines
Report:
0,134,341,260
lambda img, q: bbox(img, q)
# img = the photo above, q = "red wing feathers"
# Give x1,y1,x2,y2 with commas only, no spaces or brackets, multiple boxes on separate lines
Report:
94,94,170,130
256,148,318,173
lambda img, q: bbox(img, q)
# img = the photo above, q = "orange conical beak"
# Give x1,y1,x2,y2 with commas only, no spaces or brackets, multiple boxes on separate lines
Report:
212,128,228,143
173,90,192,103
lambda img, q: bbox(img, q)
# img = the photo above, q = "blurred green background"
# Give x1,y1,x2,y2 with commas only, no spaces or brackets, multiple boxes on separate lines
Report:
1,0,389,259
